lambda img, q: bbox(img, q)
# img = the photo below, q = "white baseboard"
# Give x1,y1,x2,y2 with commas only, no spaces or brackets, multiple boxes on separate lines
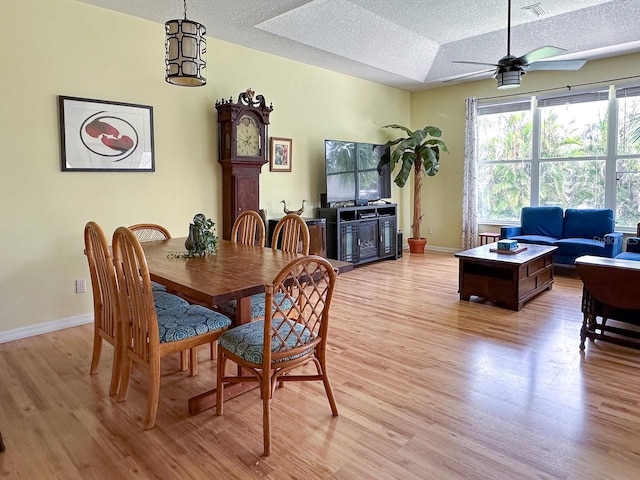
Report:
0,314,93,344
426,245,458,253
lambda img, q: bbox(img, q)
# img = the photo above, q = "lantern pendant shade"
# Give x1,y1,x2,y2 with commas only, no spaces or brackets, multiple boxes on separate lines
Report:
496,69,521,90
165,18,207,86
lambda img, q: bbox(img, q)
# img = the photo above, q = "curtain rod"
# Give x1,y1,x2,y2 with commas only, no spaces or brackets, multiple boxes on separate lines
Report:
477,74,640,101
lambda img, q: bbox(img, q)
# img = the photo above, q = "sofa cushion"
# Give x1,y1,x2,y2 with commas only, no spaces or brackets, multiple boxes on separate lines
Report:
509,234,558,246
615,251,640,261
554,238,605,258
521,206,564,238
563,208,613,239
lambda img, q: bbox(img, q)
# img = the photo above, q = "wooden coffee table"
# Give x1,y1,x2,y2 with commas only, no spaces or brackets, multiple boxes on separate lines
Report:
454,243,557,311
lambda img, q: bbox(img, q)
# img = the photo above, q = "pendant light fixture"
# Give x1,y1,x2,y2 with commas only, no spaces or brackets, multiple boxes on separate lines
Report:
165,0,206,86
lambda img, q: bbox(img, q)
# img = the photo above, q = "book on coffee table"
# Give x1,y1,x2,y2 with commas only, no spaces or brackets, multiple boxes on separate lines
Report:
490,246,528,255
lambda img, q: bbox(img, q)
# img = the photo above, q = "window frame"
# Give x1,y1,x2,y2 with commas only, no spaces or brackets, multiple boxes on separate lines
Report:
477,84,640,231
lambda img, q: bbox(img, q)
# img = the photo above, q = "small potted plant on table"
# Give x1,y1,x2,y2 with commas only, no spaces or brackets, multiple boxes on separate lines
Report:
378,124,448,254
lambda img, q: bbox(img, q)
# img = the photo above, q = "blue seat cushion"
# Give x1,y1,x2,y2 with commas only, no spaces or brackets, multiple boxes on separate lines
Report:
615,252,640,261
553,238,605,257
153,290,189,312
509,234,558,246
219,318,313,364
151,281,166,292
157,304,232,343
521,206,564,238
563,208,614,239
217,293,293,319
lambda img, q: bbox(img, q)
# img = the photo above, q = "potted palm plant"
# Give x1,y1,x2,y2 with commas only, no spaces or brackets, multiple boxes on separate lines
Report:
378,124,448,253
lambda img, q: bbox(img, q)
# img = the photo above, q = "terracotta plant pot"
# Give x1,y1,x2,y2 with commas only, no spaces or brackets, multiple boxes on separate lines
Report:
407,237,427,254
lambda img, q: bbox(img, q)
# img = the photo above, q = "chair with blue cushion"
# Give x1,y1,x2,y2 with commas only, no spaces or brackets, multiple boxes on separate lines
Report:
216,212,309,320
112,226,232,429
615,222,640,262
129,222,197,372
85,222,195,395
128,223,171,292
215,255,338,456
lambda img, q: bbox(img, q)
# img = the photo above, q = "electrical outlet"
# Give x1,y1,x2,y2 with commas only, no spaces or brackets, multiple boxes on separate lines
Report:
427,227,434,235
75,279,86,294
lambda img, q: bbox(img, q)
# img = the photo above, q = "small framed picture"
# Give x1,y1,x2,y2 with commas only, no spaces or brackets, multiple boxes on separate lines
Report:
270,137,292,172
59,96,155,172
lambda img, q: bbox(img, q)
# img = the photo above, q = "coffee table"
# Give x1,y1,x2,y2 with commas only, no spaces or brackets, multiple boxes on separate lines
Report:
454,243,557,311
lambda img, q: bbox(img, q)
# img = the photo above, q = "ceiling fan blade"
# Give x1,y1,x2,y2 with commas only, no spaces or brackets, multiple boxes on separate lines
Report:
524,59,587,71
443,68,496,83
519,46,566,65
452,60,500,67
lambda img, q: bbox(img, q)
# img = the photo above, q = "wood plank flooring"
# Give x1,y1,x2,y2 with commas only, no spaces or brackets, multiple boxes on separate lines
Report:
1,252,639,479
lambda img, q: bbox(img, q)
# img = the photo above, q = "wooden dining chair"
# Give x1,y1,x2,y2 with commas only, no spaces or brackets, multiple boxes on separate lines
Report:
84,221,124,396
215,255,338,456
129,223,195,371
85,222,194,394
231,210,266,247
112,226,232,429
271,213,310,255
128,223,171,292
216,213,309,321
128,223,172,243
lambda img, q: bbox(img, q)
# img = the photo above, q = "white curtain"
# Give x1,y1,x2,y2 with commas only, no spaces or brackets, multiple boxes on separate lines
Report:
462,97,478,249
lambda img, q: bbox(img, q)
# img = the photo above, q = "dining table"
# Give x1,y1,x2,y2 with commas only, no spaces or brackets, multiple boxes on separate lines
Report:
141,237,353,414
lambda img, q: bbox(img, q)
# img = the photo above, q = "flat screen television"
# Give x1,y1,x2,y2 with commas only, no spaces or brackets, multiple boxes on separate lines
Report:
324,140,391,204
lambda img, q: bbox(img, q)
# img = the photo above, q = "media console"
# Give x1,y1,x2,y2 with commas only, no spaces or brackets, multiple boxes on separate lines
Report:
318,204,398,265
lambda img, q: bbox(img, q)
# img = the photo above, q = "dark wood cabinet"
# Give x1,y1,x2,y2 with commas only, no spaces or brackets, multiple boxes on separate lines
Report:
318,204,397,265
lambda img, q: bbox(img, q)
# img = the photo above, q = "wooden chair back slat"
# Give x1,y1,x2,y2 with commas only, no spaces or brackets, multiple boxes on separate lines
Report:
231,210,266,247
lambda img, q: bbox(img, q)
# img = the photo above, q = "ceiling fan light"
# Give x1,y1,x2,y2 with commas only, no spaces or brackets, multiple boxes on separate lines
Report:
496,70,521,89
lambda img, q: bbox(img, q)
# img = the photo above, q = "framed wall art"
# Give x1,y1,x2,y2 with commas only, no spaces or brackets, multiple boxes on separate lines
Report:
269,137,292,172
59,96,155,172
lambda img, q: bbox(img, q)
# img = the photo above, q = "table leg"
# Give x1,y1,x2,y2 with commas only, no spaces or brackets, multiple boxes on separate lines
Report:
188,295,258,414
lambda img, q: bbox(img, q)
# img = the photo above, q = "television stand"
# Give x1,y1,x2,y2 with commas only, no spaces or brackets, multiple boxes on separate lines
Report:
318,204,398,265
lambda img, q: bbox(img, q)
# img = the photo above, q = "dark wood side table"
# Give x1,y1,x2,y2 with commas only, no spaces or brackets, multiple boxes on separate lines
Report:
575,255,640,350
268,218,327,257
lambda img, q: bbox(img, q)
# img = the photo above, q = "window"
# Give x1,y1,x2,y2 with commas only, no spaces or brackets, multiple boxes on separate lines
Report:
478,85,640,229
477,101,531,221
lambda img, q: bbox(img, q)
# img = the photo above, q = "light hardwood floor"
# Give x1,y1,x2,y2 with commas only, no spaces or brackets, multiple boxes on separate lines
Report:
1,252,639,479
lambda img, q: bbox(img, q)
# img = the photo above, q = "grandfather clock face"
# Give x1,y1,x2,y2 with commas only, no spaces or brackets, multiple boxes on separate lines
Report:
236,114,260,157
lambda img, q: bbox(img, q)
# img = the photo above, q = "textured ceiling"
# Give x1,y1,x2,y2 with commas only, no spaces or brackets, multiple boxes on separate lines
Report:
77,0,640,91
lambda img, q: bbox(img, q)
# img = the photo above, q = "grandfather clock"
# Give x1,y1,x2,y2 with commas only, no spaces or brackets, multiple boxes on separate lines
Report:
216,89,273,240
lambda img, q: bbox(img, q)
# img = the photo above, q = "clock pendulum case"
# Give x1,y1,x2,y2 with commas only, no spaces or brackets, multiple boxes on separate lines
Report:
215,89,273,240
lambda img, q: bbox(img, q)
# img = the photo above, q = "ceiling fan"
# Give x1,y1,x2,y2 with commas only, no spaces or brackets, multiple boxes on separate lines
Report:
451,0,587,89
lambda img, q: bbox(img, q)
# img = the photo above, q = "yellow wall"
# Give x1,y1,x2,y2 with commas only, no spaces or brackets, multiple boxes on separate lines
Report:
410,52,640,249
0,0,409,333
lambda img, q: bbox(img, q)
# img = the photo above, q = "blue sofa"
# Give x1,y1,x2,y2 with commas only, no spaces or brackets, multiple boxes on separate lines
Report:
500,207,623,265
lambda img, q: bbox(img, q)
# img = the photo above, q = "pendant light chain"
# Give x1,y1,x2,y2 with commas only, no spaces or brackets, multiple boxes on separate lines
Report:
183,0,188,20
